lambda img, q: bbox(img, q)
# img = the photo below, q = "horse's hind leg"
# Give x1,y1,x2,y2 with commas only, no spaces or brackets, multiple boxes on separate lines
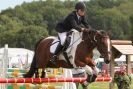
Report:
35,68,45,78
35,68,39,78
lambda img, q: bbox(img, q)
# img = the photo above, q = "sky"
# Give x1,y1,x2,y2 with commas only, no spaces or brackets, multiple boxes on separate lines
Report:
0,0,89,12
0,0,36,12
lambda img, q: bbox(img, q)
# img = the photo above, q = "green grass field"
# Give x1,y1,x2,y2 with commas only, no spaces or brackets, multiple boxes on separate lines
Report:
78,81,133,89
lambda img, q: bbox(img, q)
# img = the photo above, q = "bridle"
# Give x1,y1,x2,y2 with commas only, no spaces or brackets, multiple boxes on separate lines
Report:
83,31,111,59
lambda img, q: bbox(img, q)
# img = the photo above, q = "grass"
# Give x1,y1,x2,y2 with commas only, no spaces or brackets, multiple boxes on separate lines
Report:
78,80,133,89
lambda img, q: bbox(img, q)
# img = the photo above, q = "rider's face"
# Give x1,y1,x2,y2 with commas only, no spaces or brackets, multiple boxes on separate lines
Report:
77,9,85,16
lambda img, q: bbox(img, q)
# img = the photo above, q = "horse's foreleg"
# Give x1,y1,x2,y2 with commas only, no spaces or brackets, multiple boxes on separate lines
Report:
75,83,79,89
86,74,97,83
76,83,88,89
81,84,89,89
80,80,90,89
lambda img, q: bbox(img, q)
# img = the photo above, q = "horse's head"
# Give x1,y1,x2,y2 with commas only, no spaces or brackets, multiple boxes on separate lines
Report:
82,30,111,64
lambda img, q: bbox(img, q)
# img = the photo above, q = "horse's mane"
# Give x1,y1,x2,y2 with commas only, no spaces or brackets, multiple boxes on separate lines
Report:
89,30,108,37
83,30,97,39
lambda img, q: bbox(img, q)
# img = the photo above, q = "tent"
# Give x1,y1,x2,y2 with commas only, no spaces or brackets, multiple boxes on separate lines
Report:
95,55,133,62
0,48,34,68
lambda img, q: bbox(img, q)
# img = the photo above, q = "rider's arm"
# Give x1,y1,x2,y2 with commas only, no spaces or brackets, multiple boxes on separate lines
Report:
69,16,84,32
81,16,92,30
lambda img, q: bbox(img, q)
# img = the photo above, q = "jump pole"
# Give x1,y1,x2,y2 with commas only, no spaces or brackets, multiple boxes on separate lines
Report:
0,77,86,83
95,77,112,82
0,77,112,83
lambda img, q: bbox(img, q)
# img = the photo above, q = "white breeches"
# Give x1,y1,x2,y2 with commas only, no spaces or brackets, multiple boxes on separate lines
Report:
58,32,67,45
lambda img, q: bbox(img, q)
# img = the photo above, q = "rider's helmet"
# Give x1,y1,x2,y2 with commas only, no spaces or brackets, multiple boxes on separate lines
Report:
75,2,86,11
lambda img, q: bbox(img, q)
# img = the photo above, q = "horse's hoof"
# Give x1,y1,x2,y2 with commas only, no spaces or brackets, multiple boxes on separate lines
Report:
82,81,89,87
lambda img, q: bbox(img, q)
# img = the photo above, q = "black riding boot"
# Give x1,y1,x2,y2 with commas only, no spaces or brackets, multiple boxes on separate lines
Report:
50,43,63,65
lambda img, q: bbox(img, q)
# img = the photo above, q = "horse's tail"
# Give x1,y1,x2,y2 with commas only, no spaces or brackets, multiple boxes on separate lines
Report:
23,38,44,78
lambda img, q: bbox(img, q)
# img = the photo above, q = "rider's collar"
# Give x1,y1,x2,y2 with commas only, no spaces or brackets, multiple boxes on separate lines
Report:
76,12,81,20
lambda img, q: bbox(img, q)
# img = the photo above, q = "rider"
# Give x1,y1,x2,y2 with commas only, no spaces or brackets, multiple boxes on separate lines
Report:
50,2,91,64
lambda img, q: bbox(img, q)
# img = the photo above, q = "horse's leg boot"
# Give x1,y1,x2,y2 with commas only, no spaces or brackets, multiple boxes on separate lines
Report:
86,74,97,83
91,74,97,82
50,43,63,65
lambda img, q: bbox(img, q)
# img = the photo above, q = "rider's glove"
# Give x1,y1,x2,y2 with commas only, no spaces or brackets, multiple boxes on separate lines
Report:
81,28,90,33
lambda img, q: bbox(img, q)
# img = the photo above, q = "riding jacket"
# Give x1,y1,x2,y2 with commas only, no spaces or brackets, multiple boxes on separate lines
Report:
55,11,91,33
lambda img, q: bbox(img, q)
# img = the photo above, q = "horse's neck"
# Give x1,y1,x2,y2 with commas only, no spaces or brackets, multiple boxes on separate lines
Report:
79,34,96,59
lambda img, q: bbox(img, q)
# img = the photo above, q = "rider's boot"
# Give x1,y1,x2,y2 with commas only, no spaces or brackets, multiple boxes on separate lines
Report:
50,43,63,65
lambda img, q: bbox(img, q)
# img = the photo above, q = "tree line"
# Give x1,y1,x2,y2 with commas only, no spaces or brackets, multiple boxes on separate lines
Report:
0,0,133,49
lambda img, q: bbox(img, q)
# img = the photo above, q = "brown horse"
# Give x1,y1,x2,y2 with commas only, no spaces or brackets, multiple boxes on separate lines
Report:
23,30,111,88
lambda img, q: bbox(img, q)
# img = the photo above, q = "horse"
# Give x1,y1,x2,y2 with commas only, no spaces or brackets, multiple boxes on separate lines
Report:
23,29,111,89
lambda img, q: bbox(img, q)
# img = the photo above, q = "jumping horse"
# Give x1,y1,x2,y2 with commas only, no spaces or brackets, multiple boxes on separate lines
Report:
23,29,111,89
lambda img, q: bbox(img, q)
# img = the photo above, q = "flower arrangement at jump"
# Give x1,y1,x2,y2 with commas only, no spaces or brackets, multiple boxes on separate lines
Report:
114,65,132,89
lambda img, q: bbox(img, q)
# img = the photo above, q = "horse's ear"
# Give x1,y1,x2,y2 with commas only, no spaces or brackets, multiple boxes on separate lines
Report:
89,29,97,34
98,30,108,36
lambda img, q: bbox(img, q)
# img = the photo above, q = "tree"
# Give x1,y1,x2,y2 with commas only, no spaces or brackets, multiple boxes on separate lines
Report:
0,15,23,47
0,0,133,49
129,15,133,41
17,25,48,49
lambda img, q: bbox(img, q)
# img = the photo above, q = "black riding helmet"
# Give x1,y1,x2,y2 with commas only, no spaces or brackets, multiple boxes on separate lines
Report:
75,2,86,11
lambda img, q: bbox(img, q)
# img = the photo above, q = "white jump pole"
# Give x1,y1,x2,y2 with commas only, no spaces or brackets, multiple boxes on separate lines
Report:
0,44,9,89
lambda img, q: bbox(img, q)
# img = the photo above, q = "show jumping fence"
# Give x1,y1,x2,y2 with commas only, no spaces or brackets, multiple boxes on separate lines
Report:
6,67,79,89
0,45,78,89
3,68,79,89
